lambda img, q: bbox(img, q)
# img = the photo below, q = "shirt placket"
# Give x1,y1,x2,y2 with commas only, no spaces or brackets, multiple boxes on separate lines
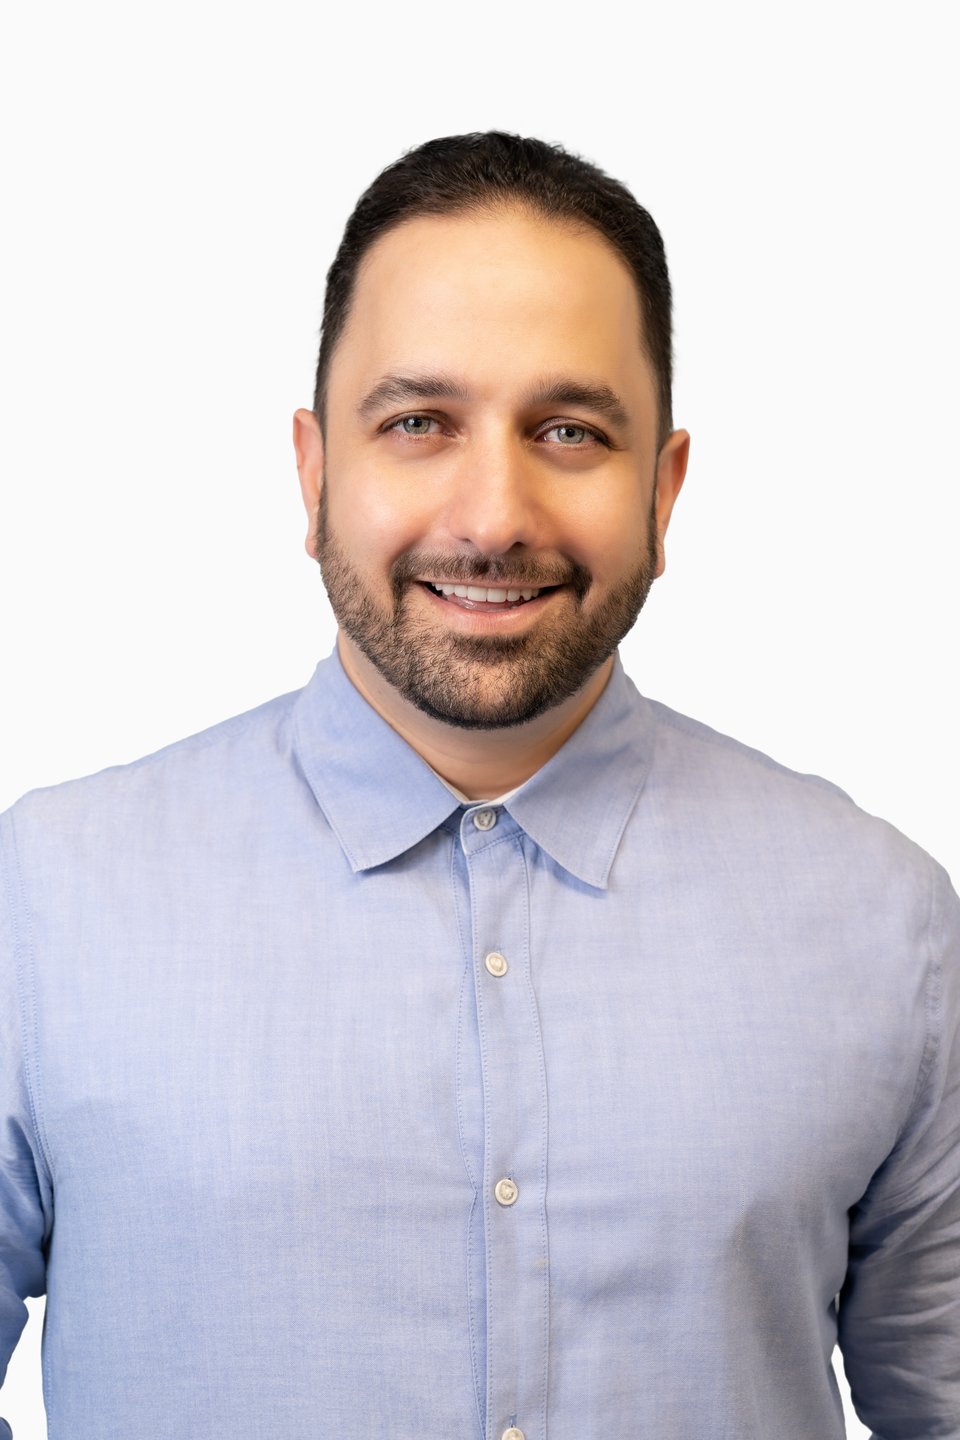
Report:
461,805,550,1440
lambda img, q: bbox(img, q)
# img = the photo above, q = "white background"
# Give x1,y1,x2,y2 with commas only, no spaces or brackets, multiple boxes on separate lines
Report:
1,2,957,1434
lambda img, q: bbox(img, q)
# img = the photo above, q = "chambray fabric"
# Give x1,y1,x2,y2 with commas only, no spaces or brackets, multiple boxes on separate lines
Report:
1,646,958,1440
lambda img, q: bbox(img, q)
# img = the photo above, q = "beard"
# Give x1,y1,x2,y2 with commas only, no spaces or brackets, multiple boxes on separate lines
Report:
313,485,659,730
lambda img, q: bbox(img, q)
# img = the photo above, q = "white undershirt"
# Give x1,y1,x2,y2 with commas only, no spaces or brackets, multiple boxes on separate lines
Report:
429,768,523,808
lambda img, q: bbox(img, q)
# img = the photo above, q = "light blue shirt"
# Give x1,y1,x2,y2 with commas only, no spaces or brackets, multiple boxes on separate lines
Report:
2,648,958,1439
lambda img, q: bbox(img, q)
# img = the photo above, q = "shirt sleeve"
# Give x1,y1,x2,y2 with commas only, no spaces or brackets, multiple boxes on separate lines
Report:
837,858,960,1439
0,810,53,1431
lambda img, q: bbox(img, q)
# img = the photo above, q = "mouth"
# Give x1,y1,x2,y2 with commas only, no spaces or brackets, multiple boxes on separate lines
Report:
419,580,559,610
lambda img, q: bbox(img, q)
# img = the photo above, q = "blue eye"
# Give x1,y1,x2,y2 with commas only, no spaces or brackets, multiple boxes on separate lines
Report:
392,415,438,436
542,423,603,447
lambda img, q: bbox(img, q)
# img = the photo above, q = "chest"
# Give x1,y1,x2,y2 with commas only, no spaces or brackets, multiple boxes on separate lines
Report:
35,832,913,1246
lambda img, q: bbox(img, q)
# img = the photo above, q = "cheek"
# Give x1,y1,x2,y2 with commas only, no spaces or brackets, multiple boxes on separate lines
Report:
327,472,433,573
565,492,650,582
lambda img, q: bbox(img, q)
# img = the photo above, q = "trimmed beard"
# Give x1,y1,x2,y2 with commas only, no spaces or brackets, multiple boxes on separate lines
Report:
313,483,659,730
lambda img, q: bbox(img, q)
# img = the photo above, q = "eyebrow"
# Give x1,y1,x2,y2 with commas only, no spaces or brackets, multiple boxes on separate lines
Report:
525,376,631,432
356,373,472,419
356,372,631,432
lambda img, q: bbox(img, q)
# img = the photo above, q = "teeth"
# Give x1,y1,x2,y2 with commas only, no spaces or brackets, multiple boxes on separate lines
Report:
433,583,541,602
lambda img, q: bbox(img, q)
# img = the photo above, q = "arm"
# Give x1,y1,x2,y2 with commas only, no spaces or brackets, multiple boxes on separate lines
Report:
837,859,960,1439
0,811,53,1435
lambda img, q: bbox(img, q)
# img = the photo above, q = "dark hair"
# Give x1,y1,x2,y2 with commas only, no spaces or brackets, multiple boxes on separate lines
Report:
313,131,675,449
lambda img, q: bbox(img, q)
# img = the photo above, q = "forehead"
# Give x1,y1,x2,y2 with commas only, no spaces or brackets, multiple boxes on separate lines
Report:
328,206,654,410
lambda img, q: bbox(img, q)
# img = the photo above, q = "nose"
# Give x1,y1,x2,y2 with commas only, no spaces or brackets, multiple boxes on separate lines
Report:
441,431,543,558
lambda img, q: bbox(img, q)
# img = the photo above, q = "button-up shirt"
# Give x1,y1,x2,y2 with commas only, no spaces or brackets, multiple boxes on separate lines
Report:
1,647,958,1439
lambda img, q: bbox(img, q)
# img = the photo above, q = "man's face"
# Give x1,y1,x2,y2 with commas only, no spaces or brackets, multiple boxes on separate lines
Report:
296,206,688,729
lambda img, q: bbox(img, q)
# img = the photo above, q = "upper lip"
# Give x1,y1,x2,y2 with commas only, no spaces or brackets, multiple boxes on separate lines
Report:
418,578,558,588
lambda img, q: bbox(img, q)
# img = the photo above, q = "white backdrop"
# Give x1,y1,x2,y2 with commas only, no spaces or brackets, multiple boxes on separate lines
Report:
1,2,957,1434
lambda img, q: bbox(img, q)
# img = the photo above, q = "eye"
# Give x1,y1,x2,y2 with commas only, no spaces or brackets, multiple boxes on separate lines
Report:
388,414,441,437
540,422,606,447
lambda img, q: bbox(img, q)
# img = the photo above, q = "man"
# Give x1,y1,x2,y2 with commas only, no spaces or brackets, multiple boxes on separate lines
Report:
1,132,957,1439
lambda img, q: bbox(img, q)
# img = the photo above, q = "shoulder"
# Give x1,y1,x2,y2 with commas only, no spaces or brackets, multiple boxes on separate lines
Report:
648,697,851,802
644,696,941,898
1,685,304,859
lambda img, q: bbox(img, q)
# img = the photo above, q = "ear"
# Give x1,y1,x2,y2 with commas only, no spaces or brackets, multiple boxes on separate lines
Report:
292,408,325,559
652,429,690,577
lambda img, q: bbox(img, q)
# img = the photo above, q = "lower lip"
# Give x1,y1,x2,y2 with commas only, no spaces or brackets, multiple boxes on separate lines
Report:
417,583,563,627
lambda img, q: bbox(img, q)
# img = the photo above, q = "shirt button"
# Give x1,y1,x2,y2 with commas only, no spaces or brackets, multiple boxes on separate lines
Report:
484,950,508,977
472,807,497,831
502,1429,525,1440
494,1177,519,1206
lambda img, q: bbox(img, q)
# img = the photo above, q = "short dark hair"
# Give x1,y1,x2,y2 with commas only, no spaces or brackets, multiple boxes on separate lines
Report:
313,131,675,450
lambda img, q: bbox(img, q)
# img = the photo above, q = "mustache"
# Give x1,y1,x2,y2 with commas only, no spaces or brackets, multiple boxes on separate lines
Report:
391,551,592,599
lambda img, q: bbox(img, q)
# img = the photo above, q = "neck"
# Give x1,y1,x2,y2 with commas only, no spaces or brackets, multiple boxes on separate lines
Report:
336,634,614,801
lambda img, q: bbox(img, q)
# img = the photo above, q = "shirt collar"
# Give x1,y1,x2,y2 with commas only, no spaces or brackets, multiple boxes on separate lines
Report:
291,645,655,890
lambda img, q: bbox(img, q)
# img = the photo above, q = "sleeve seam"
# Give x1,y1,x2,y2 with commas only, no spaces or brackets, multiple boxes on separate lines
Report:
887,855,944,1162
1,810,57,1192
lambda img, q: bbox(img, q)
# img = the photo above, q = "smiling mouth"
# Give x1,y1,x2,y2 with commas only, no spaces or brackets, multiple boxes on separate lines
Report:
421,580,557,607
